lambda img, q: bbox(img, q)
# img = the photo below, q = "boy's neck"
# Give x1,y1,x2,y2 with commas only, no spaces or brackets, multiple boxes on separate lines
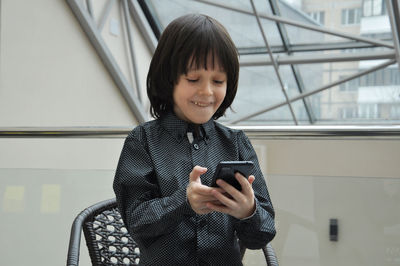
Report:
188,123,201,139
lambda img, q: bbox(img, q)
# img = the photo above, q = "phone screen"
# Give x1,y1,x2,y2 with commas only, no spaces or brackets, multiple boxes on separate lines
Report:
211,161,254,191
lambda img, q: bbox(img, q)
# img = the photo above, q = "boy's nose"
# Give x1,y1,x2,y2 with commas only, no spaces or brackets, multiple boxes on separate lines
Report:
198,82,213,96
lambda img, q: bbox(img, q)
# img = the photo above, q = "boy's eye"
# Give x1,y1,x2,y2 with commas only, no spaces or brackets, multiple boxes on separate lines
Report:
214,80,225,84
187,78,199,83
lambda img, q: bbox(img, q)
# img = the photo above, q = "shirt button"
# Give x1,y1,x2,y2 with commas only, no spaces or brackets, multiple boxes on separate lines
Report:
193,143,199,150
199,220,207,228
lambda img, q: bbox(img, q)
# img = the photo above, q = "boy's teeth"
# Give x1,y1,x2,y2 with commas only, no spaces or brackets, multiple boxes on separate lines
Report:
194,101,207,107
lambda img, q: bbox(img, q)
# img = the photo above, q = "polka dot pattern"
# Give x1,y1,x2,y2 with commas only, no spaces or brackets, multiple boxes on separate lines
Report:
113,112,275,265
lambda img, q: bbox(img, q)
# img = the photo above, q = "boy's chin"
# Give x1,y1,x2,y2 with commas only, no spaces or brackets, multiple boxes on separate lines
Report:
175,109,215,124
189,117,212,124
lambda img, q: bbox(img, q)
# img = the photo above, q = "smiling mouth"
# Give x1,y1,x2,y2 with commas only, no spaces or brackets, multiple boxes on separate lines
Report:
193,101,212,107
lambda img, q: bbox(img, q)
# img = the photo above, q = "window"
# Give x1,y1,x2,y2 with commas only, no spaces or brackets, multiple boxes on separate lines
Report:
391,69,400,85
363,0,386,17
340,107,358,119
307,11,325,25
359,104,379,118
339,76,359,91
391,105,400,118
341,8,361,25
140,0,399,125
359,69,400,87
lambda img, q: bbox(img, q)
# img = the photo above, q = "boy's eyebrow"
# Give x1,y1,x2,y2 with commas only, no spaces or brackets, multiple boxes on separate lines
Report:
186,68,226,74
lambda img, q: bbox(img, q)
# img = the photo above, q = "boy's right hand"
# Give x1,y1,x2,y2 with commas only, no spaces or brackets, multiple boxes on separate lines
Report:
186,165,223,215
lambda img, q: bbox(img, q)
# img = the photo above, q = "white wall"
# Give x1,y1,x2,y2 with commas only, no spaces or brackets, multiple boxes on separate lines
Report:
0,1,151,265
0,0,152,127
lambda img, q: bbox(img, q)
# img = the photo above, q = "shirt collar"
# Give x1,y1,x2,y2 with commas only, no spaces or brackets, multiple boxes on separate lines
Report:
160,112,215,143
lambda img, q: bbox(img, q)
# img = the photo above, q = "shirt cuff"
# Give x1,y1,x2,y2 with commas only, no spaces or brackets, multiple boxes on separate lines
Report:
174,187,196,216
240,198,257,221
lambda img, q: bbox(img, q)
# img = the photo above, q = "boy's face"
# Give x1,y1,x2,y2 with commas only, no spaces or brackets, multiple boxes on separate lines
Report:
173,56,227,124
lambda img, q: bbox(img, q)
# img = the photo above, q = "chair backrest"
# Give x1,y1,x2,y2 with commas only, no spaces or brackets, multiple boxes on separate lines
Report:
66,198,140,266
67,198,278,266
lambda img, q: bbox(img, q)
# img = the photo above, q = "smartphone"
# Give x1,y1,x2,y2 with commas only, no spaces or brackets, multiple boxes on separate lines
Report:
211,161,254,191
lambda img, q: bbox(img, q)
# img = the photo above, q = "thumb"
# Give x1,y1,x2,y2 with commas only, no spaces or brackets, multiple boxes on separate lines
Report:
189,165,207,183
248,175,255,185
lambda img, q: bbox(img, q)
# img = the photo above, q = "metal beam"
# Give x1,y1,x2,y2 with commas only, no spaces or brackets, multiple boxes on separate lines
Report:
269,0,316,124
1,126,399,139
98,0,116,31
195,0,394,49
283,41,387,53
238,41,381,55
238,125,400,140
66,0,148,123
249,0,298,125
230,59,397,124
128,0,157,53
122,0,142,102
269,0,291,51
386,0,400,72
85,0,93,17
239,50,396,66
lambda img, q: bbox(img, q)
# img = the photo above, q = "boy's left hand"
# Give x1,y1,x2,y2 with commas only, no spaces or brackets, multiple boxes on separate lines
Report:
206,172,256,219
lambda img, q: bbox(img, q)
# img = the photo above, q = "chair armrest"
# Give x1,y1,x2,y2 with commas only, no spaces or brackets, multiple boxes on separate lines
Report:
262,243,279,266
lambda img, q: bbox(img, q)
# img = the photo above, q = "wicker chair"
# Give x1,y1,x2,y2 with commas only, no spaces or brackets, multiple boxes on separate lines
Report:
66,198,278,266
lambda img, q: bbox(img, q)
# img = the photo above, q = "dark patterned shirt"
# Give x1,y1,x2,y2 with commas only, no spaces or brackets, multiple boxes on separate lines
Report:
113,112,275,266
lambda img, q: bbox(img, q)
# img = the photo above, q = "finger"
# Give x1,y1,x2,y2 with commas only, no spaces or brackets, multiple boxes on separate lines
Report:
211,188,236,208
235,173,253,195
248,175,255,185
208,199,224,206
189,166,207,183
206,201,231,215
212,187,225,194
194,193,220,202
215,179,241,200
191,183,217,196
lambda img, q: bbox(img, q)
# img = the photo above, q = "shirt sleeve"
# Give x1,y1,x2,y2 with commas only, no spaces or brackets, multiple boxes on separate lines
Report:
234,130,276,249
113,129,195,242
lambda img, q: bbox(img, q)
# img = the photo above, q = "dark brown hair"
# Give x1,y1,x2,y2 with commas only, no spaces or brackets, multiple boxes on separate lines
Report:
146,13,239,120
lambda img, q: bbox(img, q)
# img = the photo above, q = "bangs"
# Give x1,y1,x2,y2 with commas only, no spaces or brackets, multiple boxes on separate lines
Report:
174,16,236,77
186,49,222,72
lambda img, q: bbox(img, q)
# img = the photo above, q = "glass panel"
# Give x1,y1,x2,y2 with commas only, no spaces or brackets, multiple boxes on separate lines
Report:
341,9,346,25
291,99,312,124
297,59,400,123
319,11,325,25
258,18,285,48
245,104,295,125
294,57,325,92
277,0,319,25
348,9,355,24
146,0,283,49
283,24,349,46
270,174,400,266
373,0,382,16
142,0,398,124
277,65,303,98
364,0,372,16
356,8,361,23
0,168,115,266
253,0,274,15
211,0,253,13
221,66,288,123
